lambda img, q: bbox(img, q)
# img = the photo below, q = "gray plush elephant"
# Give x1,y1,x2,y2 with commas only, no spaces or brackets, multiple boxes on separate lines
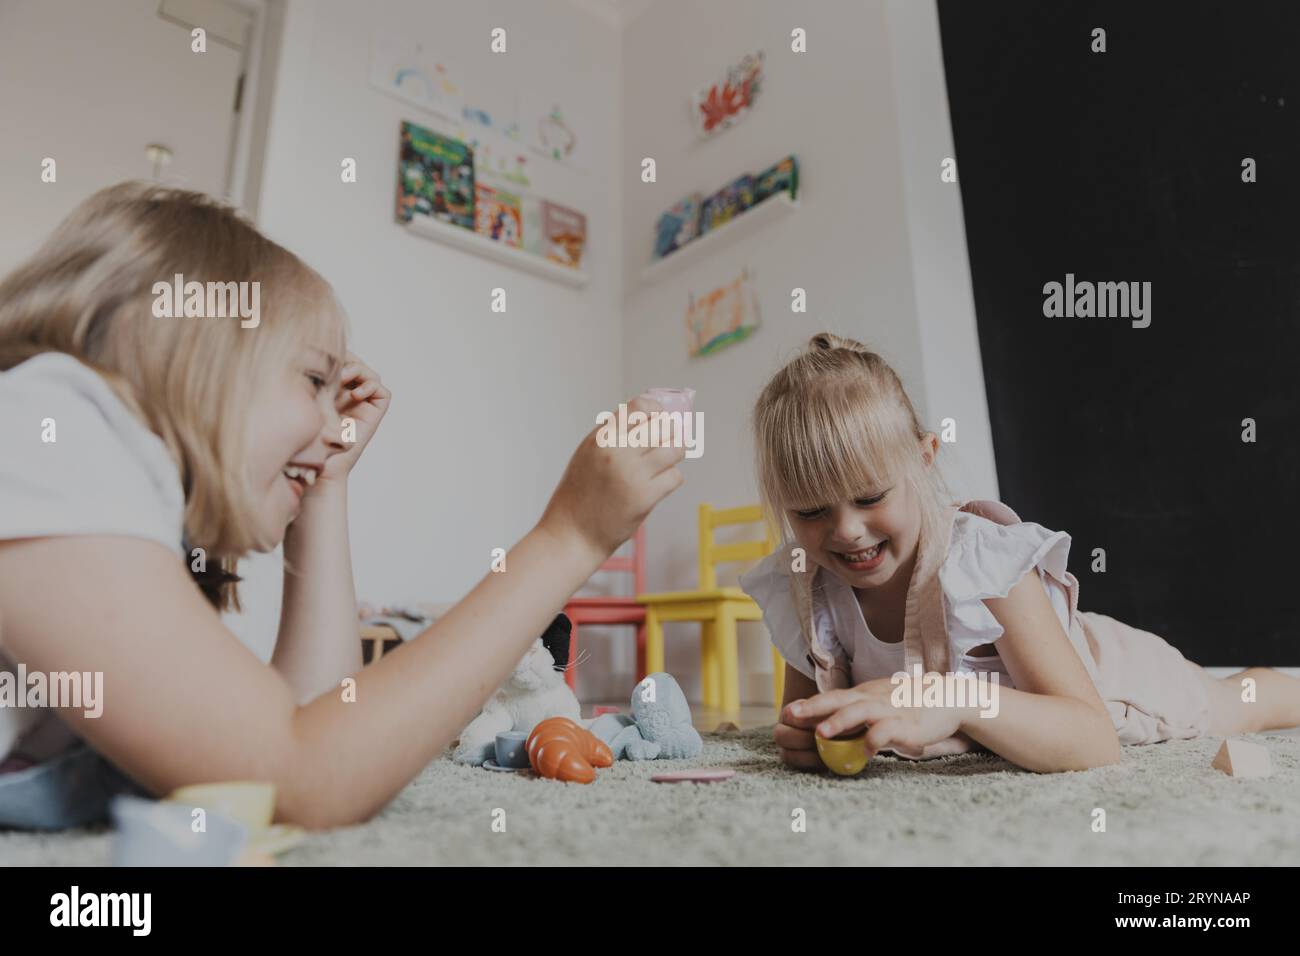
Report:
588,671,702,760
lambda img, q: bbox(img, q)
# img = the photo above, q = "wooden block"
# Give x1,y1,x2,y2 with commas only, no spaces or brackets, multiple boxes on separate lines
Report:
714,721,740,733
1211,739,1272,779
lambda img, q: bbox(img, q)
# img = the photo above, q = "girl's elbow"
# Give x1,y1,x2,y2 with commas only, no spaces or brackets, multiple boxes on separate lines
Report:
1076,723,1122,770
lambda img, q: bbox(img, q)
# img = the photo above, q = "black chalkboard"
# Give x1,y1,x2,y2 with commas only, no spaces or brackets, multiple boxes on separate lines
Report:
937,0,1299,665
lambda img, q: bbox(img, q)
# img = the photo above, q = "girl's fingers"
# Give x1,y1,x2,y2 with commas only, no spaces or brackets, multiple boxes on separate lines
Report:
865,717,915,755
643,440,686,475
785,689,864,723
773,722,816,750
780,710,821,731
814,699,886,740
643,463,684,506
340,356,381,389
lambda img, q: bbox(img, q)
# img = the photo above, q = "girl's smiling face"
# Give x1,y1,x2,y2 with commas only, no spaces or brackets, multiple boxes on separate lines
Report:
786,479,921,592
784,433,939,594
245,345,346,550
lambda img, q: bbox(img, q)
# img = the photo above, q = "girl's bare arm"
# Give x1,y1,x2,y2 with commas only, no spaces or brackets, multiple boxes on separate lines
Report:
957,570,1122,772
272,354,387,701
0,414,683,828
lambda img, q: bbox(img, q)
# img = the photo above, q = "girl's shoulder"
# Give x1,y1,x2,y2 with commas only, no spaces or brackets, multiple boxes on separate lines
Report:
0,352,185,554
941,509,1072,602
940,509,1074,653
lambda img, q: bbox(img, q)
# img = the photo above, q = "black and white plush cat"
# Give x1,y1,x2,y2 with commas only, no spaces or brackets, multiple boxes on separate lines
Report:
452,614,580,765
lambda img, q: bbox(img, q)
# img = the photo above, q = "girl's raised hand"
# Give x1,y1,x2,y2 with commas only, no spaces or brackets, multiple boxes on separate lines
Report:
319,352,391,485
539,395,686,564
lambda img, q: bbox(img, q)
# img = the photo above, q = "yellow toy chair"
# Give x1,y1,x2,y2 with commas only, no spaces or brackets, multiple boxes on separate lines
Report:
637,503,784,716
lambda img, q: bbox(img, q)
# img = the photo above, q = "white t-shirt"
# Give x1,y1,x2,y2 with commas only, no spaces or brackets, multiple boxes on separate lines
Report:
0,352,187,764
739,512,1076,689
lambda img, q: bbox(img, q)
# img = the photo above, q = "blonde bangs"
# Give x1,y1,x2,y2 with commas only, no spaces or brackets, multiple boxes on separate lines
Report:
753,333,954,545
757,385,915,515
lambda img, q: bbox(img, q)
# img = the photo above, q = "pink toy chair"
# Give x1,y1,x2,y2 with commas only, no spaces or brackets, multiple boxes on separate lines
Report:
562,524,647,693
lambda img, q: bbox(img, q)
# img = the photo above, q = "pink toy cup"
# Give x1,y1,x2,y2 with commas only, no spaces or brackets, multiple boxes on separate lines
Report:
642,387,695,414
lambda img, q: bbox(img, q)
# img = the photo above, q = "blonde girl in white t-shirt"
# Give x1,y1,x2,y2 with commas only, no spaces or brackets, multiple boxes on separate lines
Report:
742,333,1300,772
0,182,683,827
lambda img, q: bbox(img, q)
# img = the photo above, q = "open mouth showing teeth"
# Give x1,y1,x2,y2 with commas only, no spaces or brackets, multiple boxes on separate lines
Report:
283,465,318,488
837,541,886,562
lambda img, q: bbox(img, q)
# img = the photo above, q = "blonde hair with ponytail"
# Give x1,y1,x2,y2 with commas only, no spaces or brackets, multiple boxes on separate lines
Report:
752,332,954,554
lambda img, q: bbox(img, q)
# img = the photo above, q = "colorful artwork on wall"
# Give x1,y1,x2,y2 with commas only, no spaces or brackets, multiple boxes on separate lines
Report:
370,35,464,121
686,268,761,357
692,51,764,138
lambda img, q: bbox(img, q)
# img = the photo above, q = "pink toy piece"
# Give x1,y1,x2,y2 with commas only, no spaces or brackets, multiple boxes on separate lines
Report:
591,705,622,716
651,768,736,783
642,387,695,415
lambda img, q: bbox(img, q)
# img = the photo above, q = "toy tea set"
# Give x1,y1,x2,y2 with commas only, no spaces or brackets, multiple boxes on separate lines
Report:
454,608,717,784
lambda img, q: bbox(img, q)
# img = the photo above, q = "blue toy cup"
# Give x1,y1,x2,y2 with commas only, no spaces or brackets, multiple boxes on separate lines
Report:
495,730,530,769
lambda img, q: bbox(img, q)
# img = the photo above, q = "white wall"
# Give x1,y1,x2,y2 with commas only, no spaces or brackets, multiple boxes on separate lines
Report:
619,0,993,703
229,0,627,681
0,0,242,273
884,0,998,503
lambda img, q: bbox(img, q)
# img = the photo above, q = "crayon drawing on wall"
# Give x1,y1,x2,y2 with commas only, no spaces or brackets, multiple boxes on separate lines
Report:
692,51,764,139
370,34,464,121
686,268,760,357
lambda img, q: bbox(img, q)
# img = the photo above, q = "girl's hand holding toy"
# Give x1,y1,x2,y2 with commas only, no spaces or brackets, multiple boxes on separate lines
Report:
785,678,970,765
539,394,685,564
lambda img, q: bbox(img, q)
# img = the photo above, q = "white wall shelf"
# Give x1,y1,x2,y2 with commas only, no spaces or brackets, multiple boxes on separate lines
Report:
639,193,799,286
404,215,589,288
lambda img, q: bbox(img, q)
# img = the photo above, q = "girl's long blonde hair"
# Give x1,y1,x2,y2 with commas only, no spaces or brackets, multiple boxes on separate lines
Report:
752,332,955,554
0,182,347,610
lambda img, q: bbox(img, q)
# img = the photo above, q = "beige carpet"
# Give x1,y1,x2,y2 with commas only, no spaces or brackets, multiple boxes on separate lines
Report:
3,727,1299,866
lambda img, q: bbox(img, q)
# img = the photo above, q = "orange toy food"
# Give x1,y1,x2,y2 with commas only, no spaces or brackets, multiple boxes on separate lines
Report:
526,717,614,783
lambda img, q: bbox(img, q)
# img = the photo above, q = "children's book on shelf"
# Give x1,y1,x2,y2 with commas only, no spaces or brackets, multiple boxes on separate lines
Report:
654,193,702,259
753,155,798,204
521,196,546,256
396,120,474,229
541,201,587,269
474,184,523,247
699,174,755,235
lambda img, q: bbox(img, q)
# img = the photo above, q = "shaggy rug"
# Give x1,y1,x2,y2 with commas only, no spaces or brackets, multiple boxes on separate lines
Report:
3,727,1298,866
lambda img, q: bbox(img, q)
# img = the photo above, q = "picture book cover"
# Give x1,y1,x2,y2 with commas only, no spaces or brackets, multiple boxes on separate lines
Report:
396,120,474,228
699,174,754,235
753,155,798,205
541,200,586,269
654,192,703,259
520,195,546,256
474,183,523,246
